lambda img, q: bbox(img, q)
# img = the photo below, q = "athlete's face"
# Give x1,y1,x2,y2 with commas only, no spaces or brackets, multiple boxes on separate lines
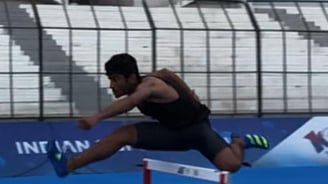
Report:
108,74,137,98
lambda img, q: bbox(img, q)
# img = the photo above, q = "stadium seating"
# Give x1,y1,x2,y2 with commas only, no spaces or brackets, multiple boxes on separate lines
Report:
0,1,327,117
0,29,72,117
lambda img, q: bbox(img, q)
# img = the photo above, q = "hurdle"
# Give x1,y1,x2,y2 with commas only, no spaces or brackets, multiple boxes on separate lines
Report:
142,158,230,184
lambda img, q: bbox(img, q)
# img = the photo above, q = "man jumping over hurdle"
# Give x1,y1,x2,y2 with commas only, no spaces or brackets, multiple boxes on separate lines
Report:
47,53,270,177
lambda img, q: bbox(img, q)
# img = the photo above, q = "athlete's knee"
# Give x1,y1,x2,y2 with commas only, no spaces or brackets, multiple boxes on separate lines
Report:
213,156,242,173
111,125,137,146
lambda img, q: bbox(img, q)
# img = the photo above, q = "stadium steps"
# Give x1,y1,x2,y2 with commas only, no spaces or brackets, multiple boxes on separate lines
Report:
254,7,328,47
0,2,112,116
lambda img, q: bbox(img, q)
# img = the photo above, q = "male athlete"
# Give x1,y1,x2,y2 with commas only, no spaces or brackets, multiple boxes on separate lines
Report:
47,53,270,177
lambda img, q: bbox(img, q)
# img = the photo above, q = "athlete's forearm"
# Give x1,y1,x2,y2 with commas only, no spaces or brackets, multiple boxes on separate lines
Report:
93,97,136,121
93,80,152,121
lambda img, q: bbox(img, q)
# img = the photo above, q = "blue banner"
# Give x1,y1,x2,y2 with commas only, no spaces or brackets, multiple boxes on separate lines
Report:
0,116,321,177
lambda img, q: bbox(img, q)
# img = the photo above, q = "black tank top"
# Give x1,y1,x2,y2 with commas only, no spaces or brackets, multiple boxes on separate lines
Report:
137,76,210,129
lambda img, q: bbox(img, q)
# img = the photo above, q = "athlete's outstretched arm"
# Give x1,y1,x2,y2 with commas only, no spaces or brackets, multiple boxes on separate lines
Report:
78,81,153,130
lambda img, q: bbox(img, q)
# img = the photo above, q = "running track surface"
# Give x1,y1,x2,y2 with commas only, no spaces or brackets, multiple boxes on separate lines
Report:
1,166,327,184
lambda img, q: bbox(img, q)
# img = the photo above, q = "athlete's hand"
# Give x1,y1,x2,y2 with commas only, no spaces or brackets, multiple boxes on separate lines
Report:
77,116,98,130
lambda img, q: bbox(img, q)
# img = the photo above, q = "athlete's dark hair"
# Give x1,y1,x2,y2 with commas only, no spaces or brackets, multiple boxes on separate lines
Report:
105,53,140,78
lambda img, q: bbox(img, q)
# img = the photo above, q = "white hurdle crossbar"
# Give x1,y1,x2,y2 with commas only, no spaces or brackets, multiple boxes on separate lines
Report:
142,158,230,184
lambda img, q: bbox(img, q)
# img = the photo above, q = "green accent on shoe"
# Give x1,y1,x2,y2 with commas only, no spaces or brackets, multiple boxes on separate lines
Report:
245,134,270,149
246,134,255,145
254,135,262,146
260,136,269,148
55,153,62,161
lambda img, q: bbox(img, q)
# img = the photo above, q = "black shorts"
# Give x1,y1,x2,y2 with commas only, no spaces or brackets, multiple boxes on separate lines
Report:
134,120,229,162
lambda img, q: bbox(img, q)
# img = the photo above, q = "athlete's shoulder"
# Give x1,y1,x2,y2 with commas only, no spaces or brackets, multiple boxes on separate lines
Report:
147,68,176,79
139,75,163,87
